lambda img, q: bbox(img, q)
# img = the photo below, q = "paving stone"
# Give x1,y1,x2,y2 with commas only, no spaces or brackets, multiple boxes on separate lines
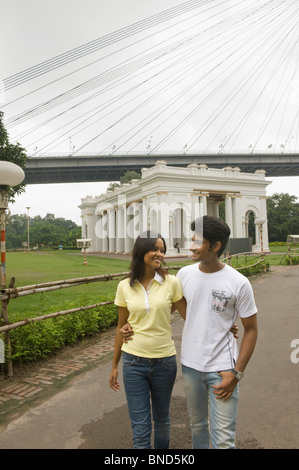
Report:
0,330,116,408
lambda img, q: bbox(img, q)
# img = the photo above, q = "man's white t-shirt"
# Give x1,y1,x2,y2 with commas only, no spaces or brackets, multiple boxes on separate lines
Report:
177,263,257,372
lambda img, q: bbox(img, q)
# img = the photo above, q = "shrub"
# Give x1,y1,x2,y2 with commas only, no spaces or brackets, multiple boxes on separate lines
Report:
285,256,299,265
268,242,287,247
228,258,269,277
2,299,118,364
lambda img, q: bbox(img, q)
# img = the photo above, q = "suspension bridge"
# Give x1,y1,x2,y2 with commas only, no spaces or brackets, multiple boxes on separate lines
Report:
24,151,299,184
2,0,299,184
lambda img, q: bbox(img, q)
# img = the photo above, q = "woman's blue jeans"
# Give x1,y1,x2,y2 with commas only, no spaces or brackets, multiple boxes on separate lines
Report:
182,365,239,449
122,352,177,449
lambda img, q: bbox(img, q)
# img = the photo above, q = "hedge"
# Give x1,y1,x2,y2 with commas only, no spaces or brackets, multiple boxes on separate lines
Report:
1,298,118,364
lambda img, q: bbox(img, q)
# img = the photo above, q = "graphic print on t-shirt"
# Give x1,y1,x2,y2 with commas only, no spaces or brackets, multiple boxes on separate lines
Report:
211,290,232,313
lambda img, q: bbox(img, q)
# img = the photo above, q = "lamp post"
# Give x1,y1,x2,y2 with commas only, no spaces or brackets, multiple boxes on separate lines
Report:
0,161,25,376
26,206,30,251
0,161,25,286
254,217,266,251
76,239,92,265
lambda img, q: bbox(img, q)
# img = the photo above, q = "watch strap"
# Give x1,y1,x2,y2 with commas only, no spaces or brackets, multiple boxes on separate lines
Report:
232,368,243,380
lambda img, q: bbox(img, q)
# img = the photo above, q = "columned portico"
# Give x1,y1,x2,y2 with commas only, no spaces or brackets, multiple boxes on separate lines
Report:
80,161,271,255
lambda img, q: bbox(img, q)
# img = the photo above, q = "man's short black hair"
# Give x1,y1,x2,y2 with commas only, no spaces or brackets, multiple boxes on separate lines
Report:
191,215,230,258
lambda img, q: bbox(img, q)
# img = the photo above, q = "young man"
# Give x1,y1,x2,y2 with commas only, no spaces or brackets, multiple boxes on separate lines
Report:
177,215,258,449
120,216,257,449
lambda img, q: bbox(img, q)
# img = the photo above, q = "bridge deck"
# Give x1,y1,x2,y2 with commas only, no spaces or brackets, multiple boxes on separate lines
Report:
24,153,299,184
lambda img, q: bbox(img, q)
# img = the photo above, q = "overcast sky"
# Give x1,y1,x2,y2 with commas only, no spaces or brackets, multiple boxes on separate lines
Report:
1,0,299,225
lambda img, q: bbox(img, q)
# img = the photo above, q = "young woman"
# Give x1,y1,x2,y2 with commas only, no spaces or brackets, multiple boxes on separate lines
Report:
109,231,186,449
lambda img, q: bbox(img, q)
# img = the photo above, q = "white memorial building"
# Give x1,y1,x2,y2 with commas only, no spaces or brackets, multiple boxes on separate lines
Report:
79,160,270,256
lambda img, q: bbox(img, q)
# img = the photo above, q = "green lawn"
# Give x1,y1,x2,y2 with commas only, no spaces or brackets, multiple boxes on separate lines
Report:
228,246,291,268
0,248,291,365
4,251,189,322
3,247,290,323
6,251,131,284
5,251,131,322
1,251,190,364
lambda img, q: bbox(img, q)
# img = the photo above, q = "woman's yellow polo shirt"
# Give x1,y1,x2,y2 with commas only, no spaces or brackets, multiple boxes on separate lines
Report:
115,272,183,358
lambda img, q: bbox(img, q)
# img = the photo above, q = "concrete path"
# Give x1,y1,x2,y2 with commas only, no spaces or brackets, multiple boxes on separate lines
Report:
0,265,298,449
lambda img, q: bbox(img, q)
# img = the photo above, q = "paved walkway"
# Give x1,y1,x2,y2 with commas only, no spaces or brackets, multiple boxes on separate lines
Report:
0,265,298,449
0,328,116,418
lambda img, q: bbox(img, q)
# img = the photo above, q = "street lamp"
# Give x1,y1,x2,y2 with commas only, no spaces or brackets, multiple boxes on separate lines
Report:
26,206,30,251
0,161,24,377
0,161,25,288
76,238,92,265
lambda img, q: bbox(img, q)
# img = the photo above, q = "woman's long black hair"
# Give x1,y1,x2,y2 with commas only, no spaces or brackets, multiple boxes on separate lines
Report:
129,230,168,286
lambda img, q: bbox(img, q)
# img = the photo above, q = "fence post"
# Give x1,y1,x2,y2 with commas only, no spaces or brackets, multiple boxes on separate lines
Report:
1,200,13,377
1,298,13,377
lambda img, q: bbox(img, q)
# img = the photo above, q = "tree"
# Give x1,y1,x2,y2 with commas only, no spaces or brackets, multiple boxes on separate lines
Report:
267,193,299,242
3,214,27,249
0,111,27,201
6,213,81,249
119,170,141,184
107,170,141,191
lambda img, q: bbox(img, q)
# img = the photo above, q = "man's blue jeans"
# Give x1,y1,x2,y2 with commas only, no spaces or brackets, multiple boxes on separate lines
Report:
122,352,177,449
182,365,239,449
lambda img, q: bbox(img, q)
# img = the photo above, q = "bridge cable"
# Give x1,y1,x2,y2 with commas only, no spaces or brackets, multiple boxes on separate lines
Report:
4,0,231,127
1,0,209,92
139,1,299,154
23,0,261,151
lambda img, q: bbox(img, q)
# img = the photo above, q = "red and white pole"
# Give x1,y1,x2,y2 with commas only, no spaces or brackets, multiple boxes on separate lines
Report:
0,225,6,287
0,192,8,288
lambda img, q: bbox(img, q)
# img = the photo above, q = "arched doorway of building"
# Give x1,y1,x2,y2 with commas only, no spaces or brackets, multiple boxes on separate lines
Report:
173,207,185,252
245,210,256,245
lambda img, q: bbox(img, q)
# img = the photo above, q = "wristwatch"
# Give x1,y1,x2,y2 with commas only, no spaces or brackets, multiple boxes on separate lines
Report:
232,368,243,381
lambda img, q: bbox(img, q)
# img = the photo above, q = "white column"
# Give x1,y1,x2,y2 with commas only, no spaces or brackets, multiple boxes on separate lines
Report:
102,212,108,252
130,202,141,241
212,202,219,218
225,194,234,237
108,210,116,252
124,204,131,253
138,201,146,235
169,217,174,250
95,214,102,252
115,208,122,253
260,196,269,251
191,193,201,220
199,192,209,216
242,215,247,238
84,212,95,251
157,192,170,248
95,212,103,252
255,224,261,250
184,208,192,249
232,195,243,238
142,197,149,232
149,205,158,233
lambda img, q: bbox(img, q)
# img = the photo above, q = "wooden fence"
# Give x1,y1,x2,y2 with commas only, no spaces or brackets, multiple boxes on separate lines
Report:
0,268,186,376
0,253,266,377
